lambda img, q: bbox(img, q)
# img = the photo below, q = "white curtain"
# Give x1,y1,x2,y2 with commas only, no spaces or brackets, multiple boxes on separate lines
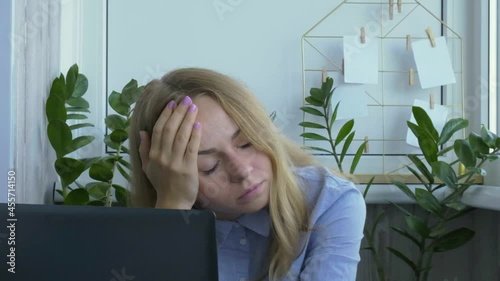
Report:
12,0,61,204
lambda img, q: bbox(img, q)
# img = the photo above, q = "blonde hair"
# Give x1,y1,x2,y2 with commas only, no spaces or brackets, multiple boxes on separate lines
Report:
129,68,322,280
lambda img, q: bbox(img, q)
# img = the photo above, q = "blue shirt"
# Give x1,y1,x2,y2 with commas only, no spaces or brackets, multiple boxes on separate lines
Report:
215,165,366,281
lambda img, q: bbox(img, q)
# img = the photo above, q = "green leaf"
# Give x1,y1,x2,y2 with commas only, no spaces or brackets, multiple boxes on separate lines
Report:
391,227,422,249
389,201,412,216
46,94,67,123
335,120,354,146
340,132,355,163
121,79,140,105
106,114,127,131
305,96,323,107
405,215,430,237
87,200,105,206
50,77,69,100
486,155,499,161
413,106,439,142
431,161,458,189
496,138,500,149
407,121,425,140
55,158,86,187
362,176,375,199
393,181,416,201
66,107,90,113
120,145,130,154
104,135,121,150
109,91,130,116
117,163,131,182
65,64,79,96
300,106,324,117
407,166,428,188
437,145,455,157
65,188,89,205
309,87,324,102
321,77,334,97
110,129,129,143
329,102,340,130
66,97,89,109
117,158,131,169
47,120,72,158
418,135,439,164
387,247,417,271
66,136,95,155
113,184,129,207
67,114,88,120
439,118,469,145
469,132,490,156
445,201,469,212
69,123,94,130
81,157,100,170
298,122,326,129
407,154,434,184
300,132,329,141
304,146,333,154
454,140,476,168
432,228,475,252
481,126,497,148
89,162,114,182
87,182,111,199
350,141,367,174
414,188,443,217
72,74,88,98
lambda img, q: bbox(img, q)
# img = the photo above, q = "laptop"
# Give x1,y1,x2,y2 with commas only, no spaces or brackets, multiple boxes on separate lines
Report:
0,203,219,281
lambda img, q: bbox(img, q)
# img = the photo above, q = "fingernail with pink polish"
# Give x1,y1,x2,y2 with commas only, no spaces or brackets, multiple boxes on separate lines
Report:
167,100,175,109
189,104,197,112
194,122,201,129
182,96,192,105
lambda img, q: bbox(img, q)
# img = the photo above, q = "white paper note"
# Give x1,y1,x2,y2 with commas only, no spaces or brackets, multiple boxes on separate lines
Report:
343,35,379,84
412,36,456,89
327,72,369,120
406,99,449,147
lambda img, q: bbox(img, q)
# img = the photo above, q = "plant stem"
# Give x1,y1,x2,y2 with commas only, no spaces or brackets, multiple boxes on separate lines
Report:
364,228,386,281
323,106,343,172
415,213,430,281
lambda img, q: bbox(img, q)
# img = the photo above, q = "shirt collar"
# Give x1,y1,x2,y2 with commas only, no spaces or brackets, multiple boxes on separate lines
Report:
237,207,271,237
215,208,271,247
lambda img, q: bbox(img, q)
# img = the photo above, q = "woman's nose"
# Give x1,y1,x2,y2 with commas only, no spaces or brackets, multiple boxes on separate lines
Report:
226,154,252,182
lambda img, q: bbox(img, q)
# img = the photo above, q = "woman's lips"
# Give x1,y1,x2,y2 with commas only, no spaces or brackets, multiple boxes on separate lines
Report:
238,181,264,200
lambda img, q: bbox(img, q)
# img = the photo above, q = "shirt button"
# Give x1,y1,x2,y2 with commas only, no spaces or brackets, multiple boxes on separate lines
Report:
239,278,247,281
239,238,247,246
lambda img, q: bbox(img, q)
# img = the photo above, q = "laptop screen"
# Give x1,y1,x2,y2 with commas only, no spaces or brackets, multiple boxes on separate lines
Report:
0,203,219,281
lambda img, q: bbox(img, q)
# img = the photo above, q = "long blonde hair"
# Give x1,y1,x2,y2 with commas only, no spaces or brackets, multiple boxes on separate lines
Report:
129,68,321,280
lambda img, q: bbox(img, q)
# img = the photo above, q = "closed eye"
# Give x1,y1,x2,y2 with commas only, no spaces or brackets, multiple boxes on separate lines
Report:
239,143,252,149
204,161,220,175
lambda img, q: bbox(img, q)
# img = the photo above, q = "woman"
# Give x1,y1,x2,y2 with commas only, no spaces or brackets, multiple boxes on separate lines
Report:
128,68,366,281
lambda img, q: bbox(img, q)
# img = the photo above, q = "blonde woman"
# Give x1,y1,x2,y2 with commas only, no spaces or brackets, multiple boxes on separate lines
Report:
128,68,366,281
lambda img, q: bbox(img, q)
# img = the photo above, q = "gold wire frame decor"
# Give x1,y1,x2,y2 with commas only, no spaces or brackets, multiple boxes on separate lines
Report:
300,0,465,183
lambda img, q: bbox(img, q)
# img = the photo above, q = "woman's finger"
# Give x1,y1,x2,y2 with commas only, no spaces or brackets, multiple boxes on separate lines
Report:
185,122,202,164
150,100,175,158
171,102,198,162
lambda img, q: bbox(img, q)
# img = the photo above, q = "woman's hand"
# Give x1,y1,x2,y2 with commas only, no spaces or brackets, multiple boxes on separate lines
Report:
138,96,202,209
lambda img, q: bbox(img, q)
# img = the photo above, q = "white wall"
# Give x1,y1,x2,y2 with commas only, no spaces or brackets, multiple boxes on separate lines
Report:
0,0,12,203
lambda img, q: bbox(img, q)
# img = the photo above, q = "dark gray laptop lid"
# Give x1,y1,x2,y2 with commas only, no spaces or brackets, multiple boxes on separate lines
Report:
0,203,219,281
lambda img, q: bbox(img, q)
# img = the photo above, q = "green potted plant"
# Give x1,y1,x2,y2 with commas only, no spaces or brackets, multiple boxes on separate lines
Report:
46,64,143,207
300,76,500,281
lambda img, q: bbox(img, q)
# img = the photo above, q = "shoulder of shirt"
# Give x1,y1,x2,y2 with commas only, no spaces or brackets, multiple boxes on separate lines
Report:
292,165,363,218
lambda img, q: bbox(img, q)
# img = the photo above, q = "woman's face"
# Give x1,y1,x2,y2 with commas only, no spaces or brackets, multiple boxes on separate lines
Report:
193,95,271,220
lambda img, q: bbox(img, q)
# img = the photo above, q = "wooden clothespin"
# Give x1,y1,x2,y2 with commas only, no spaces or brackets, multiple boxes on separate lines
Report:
389,0,394,20
429,93,435,109
425,27,436,47
397,0,402,13
322,68,327,83
409,68,414,86
364,136,369,153
360,27,366,44
406,35,412,51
